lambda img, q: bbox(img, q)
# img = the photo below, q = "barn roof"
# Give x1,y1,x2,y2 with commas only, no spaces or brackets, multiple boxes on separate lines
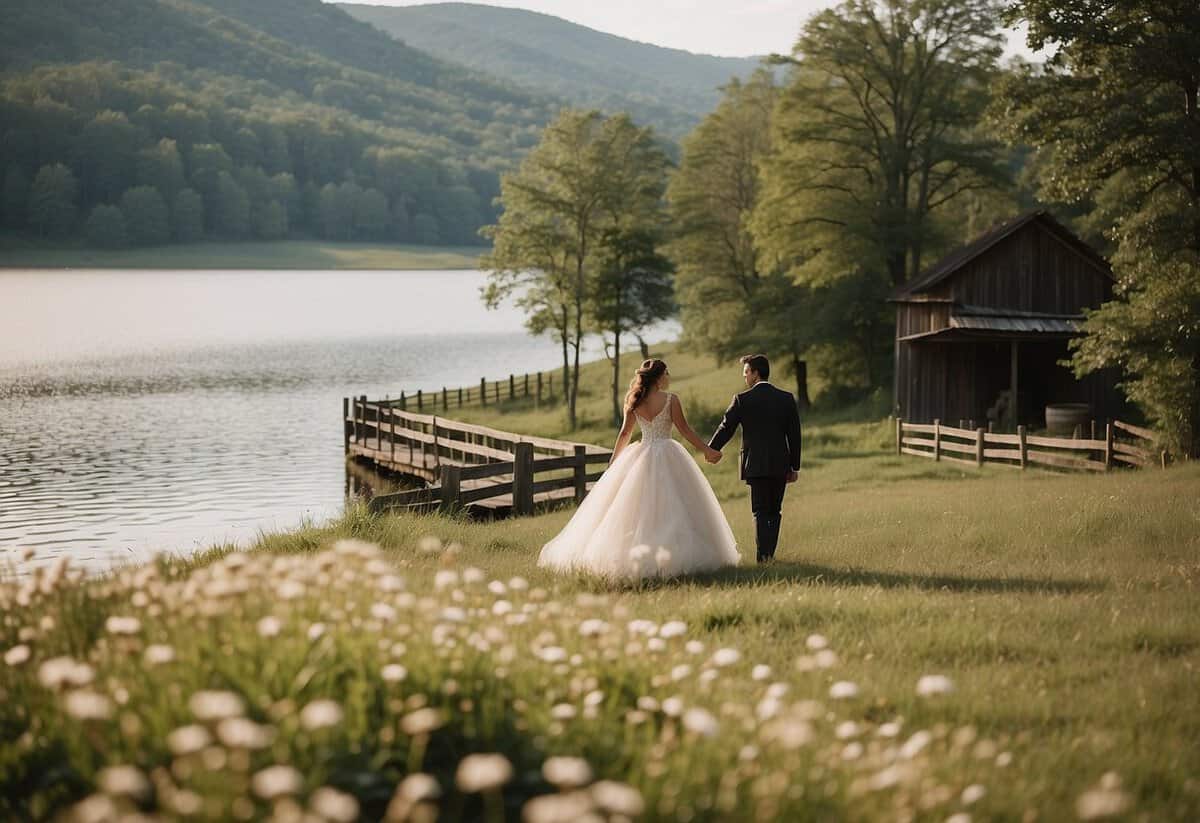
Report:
891,210,1113,300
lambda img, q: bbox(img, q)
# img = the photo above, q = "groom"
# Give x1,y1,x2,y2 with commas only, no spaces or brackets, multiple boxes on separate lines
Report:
707,354,802,563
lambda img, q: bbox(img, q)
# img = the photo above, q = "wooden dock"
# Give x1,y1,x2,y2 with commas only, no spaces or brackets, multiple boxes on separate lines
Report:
344,396,611,517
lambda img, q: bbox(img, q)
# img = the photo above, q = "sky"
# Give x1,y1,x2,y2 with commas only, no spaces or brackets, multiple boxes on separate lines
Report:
339,0,1042,60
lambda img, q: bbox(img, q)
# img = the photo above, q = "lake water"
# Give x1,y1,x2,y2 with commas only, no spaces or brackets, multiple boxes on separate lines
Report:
0,269,670,574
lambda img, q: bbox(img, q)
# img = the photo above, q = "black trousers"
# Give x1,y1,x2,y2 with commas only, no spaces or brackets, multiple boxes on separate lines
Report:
748,476,787,560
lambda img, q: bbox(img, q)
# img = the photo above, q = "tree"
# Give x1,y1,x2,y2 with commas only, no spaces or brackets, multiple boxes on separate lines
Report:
27,163,77,238
353,187,390,240
997,0,1200,456
85,204,127,248
482,110,665,429
77,110,143,206
120,186,170,246
212,172,250,238
2,165,30,228
136,139,186,201
590,227,676,423
252,199,288,240
172,188,205,242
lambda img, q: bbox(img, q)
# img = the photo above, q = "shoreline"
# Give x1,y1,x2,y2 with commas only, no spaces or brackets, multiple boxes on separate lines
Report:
0,239,485,271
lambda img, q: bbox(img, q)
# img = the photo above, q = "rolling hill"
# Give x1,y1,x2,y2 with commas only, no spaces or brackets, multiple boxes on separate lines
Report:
338,2,767,137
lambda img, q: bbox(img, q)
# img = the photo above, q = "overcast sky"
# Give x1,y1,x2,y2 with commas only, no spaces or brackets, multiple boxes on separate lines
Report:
339,0,1040,59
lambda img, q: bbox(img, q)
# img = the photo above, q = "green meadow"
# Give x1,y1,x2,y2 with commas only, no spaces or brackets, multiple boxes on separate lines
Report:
2,343,1197,821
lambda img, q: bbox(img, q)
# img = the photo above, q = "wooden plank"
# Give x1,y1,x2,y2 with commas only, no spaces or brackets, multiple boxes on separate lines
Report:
901,423,937,434
984,432,1021,445
936,424,980,440
1112,452,1148,467
902,436,937,448
900,446,934,458
1112,442,1152,460
935,439,977,456
459,484,509,505
939,453,979,467
459,461,516,480
1113,419,1156,441
1025,434,1107,450
1026,449,1106,472
532,455,578,473
983,448,1021,460
531,475,575,496
585,453,611,464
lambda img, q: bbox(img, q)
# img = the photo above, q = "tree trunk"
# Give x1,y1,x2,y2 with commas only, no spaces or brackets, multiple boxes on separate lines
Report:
612,327,621,426
1190,349,1200,459
559,306,570,406
791,352,810,411
636,333,650,361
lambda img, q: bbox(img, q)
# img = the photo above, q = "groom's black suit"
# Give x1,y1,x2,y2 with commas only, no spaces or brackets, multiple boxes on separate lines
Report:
708,381,802,562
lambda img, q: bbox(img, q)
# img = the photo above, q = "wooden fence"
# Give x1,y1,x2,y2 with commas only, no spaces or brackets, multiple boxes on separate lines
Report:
344,396,609,516
387,370,557,413
895,418,1164,472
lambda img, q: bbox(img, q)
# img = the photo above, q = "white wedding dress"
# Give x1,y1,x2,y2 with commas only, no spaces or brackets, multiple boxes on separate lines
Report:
538,393,740,580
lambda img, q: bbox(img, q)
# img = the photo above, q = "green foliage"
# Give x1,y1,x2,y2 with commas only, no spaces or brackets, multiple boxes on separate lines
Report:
1,165,30,227
83,204,126,249
997,0,1200,455
171,188,205,243
26,163,78,238
119,186,169,246
0,0,558,249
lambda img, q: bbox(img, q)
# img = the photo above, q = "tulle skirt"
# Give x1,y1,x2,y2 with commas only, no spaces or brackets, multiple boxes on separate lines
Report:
538,438,740,580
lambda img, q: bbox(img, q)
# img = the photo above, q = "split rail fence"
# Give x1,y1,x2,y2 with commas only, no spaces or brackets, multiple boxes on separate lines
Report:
895,418,1163,472
388,370,557,413
344,396,609,516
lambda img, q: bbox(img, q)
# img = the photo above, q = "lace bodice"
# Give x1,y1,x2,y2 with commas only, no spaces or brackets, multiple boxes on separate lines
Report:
636,393,674,443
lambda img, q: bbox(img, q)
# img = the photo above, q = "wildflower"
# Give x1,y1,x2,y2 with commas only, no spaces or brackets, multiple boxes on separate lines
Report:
401,708,443,736
538,646,567,663
508,577,529,591
878,721,902,738
551,703,577,720
522,791,596,823
590,781,644,816
962,784,987,805
64,690,113,720
762,718,814,749
752,664,771,681
455,753,514,793
996,751,1013,767
97,765,150,799
829,681,859,699
68,794,115,823
417,536,443,555
189,690,245,721
1076,773,1131,820
277,580,305,599
685,640,705,655
434,570,459,589
806,634,828,650
167,724,212,756
654,547,672,570
4,645,30,666
815,649,839,668
739,745,759,761
310,786,359,823
637,696,660,712
712,648,741,667
627,619,657,636
487,580,507,595
462,567,485,584
38,656,94,689
251,765,303,799
104,616,141,635
216,717,275,749
256,616,282,637
900,730,932,759
307,623,327,641
670,664,692,681
397,773,441,802
661,696,684,717
439,606,466,623
916,674,955,696
660,620,687,638
842,742,864,761
578,619,608,637
583,690,604,708
143,644,175,665
371,602,397,621
542,756,593,788
682,708,719,737
836,721,860,739
946,814,971,823
382,664,408,683
300,699,343,731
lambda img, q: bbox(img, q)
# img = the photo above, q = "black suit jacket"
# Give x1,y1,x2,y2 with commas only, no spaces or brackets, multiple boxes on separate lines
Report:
708,382,802,481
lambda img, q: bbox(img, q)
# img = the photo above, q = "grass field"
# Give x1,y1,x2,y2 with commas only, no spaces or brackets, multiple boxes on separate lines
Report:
2,343,1197,821
0,239,483,270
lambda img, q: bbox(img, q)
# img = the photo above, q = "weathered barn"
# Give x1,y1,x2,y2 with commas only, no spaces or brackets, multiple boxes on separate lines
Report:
892,211,1120,429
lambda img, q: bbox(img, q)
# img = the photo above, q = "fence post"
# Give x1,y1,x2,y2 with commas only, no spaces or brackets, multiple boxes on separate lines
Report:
1104,422,1114,470
549,374,554,399
399,391,406,411
537,371,543,406
513,442,534,516
417,390,423,412
495,381,500,404
443,387,448,410
432,416,440,468
458,387,463,408
376,403,383,451
933,419,941,462
524,373,529,398
481,378,487,406
390,407,396,461
343,397,350,454
573,445,587,502
439,465,461,514
1018,425,1027,469
895,417,902,454
975,427,985,467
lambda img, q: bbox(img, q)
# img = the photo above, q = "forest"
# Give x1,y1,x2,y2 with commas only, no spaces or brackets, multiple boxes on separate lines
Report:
0,0,560,248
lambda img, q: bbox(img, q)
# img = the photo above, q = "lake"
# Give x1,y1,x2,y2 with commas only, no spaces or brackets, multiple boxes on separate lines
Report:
0,269,671,573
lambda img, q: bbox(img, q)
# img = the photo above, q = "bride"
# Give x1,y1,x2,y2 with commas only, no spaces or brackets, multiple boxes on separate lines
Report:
538,358,740,579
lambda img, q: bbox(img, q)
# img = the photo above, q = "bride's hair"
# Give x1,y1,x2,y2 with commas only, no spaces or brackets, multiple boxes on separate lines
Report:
624,359,668,414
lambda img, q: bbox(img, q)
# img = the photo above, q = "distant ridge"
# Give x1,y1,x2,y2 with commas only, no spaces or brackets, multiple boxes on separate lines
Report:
339,2,767,137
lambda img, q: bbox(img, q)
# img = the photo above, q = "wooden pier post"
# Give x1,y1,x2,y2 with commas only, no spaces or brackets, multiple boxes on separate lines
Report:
343,397,350,454
573,445,587,502
399,391,406,411
417,389,423,412
1104,422,1114,470
432,416,440,468
513,442,534,516
933,419,941,462
458,387,463,408
975,427,986,466
894,417,902,454
509,373,515,400
1018,425,1027,469
439,465,461,513
443,387,448,410
480,378,487,406
389,406,396,461
376,403,383,451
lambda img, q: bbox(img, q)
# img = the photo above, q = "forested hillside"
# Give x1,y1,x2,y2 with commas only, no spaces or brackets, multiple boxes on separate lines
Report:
0,0,560,249
339,2,764,138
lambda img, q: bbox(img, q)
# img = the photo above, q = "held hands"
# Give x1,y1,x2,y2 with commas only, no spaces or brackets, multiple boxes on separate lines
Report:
786,469,798,484
703,447,723,464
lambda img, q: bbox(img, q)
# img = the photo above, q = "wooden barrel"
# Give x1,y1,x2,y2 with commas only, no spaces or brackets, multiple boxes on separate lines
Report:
1045,403,1091,435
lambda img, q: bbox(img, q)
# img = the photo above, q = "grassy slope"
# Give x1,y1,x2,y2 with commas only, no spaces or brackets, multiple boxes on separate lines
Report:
3,341,1197,819
0,240,483,270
